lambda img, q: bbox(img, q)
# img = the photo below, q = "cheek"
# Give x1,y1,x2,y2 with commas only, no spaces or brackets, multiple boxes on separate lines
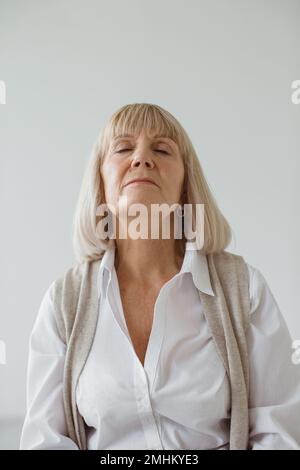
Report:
101,163,125,200
163,162,185,195
102,162,114,185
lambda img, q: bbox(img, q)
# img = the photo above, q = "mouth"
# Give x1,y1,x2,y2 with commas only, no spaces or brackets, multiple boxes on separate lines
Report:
124,179,159,188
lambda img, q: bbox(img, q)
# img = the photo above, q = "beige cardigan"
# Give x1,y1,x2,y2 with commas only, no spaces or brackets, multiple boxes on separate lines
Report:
51,250,251,450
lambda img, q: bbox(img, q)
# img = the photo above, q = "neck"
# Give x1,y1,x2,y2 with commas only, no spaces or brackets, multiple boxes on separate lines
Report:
114,238,185,284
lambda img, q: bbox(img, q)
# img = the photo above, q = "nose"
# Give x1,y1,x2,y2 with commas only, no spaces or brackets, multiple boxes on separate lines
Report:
130,152,154,169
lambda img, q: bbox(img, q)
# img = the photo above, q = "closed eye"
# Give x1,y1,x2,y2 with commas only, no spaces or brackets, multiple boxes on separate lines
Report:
116,149,169,155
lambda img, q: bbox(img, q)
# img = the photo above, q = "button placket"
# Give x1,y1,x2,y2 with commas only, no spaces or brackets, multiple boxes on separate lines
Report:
143,281,173,390
134,359,164,450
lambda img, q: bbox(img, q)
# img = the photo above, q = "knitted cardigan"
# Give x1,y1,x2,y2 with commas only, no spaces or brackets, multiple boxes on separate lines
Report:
50,250,251,450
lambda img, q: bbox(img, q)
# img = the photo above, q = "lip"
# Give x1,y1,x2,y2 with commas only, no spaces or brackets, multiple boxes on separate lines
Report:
124,178,159,188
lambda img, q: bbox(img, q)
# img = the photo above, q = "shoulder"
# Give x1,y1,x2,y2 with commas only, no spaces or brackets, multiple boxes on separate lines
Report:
243,261,288,339
207,250,250,289
244,262,263,310
220,254,277,314
208,251,272,312
209,251,291,335
30,281,67,354
49,257,102,342
50,258,102,301
209,250,265,287
51,261,88,298
208,250,248,271
244,264,294,373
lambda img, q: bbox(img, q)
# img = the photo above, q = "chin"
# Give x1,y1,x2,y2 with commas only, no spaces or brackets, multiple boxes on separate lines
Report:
127,196,162,207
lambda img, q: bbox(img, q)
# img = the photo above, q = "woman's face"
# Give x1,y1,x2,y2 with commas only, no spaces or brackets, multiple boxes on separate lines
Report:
101,129,185,215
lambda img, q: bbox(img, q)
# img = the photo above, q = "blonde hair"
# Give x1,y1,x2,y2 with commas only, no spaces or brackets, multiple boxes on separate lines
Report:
72,103,232,263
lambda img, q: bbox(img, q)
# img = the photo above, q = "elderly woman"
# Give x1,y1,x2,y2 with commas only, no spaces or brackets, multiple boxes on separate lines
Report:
20,103,300,450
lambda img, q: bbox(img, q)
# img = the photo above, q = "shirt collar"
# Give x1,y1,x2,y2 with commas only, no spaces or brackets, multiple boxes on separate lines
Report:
178,242,215,296
97,243,116,298
97,241,215,298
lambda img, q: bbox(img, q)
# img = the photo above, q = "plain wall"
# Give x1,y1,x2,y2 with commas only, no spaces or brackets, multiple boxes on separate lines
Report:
0,0,299,449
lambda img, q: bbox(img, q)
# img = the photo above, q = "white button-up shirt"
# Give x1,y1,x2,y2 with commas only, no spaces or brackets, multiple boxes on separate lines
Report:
20,245,300,450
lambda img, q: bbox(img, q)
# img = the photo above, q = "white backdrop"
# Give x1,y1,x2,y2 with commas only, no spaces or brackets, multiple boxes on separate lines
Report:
0,0,299,449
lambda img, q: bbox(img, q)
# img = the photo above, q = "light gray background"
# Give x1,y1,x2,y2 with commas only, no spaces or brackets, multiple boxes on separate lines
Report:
0,0,299,450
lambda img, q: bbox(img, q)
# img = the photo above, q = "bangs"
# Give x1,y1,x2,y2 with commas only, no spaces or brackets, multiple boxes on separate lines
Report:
101,103,187,159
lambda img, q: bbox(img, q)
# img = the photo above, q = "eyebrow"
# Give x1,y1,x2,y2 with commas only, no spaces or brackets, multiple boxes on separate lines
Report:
112,134,177,146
